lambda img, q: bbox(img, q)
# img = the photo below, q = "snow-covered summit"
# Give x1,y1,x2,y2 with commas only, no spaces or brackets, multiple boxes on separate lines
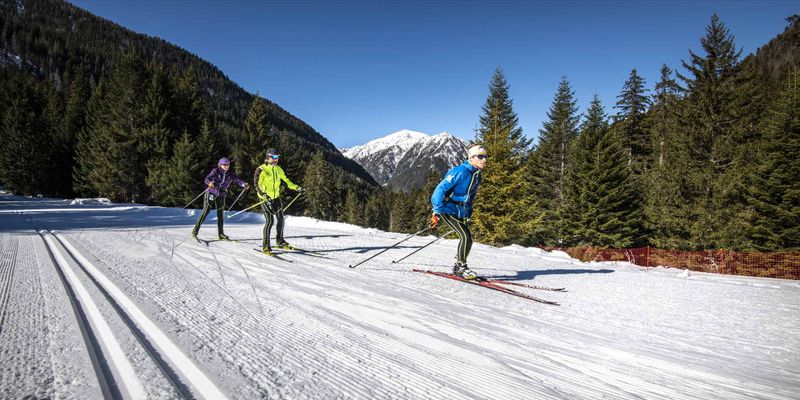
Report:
341,129,429,160
341,130,467,191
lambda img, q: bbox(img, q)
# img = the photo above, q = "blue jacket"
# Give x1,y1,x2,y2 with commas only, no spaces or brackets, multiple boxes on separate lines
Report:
431,160,482,219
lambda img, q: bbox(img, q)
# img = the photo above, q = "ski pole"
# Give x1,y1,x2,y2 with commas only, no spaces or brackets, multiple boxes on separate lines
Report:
227,200,264,219
392,229,454,264
183,189,207,209
282,191,303,213
226,186,249,211
349,226,431,268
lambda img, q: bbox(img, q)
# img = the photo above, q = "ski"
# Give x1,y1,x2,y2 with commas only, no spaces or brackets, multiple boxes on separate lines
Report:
412,269,560,305
252,248,292,262
480,278,566,292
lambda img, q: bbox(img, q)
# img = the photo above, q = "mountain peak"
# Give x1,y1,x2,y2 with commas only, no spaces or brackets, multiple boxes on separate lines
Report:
343,130,467,191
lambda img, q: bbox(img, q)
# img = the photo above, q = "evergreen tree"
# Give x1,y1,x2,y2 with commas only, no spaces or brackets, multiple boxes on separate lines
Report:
414,170,442,232
676,14,758,249
344,189,364,227
613,68,651,174
644,65,691,248
529,77,580,245
475,68,531,155
746,67,800,250
564,96,642,247
303,152,336,220
73,79,108,197
234,95,271,187
148,132,203,207
0,82,52,195
57,73,90,197
470,68,541,245
364,189,390,231
75,52,148,202
43,83,72,197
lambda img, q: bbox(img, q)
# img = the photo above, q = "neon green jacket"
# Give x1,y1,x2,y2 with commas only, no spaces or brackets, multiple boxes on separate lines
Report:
254,163,299,200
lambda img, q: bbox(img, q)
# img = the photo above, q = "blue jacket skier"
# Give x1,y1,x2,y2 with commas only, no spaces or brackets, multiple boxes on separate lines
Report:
430,144,488,279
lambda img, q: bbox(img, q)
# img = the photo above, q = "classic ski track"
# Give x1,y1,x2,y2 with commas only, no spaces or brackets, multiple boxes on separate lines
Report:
78,230,396,399
42,231,227,400
26,218,796,400
0,232,58,399
71,228,570,399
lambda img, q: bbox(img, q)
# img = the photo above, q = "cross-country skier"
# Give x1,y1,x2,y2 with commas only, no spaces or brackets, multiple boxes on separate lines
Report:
430,144,488,279
192,157,248,240
254,148,305,256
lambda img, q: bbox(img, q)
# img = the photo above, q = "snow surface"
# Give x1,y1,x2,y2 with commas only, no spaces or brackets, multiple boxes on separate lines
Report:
1,192,799,399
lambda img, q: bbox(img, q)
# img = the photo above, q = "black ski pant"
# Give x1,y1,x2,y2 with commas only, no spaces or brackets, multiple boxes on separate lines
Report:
260,197,286,249
440,213,472,266
192,192,227,236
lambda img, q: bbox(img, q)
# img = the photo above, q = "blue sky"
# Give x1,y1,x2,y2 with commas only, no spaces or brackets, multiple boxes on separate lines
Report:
70,0,797,148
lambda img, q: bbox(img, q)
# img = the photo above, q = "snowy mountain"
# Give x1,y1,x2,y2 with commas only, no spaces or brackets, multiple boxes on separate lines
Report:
342,130,468,191
2,192,798,399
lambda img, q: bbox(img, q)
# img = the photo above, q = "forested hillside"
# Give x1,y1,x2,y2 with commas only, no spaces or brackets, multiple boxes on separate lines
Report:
0,0,376,209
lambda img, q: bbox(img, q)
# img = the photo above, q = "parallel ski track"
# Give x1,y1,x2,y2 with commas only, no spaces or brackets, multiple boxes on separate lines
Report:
39,230,226,400
74,229,556,399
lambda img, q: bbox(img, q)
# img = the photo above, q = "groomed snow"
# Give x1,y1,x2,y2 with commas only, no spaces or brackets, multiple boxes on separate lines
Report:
1,192,798,399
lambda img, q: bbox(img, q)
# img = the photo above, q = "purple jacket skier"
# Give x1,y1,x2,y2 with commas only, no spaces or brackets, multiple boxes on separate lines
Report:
192,158,249,240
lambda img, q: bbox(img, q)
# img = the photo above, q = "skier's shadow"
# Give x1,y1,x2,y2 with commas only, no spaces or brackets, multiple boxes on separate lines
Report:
489,268,614,281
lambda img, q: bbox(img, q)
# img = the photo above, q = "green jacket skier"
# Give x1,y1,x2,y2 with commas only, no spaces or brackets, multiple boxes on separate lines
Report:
253,148,304,255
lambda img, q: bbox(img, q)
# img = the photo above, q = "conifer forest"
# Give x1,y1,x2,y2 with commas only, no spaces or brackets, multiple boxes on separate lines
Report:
1,1,798,252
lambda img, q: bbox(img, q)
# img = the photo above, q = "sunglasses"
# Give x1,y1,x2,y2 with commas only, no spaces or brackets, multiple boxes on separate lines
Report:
269,155,281,160
473,154,488,160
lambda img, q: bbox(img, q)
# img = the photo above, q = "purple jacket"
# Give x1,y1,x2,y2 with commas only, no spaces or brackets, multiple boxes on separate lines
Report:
205,166,246,198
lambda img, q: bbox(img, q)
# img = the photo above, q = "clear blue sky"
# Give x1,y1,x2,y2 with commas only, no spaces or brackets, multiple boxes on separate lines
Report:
69,0,796,148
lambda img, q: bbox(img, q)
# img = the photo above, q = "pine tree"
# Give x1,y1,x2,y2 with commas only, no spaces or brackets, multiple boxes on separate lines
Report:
613,68,651,174
235,95,271,185
476,68,531,155
471,68,540,245
676,14,758,249
747,67,800,250
149,132,203,207
74,79,108,197
58,73,90,197
0,81,52,195
344,189,364,227
303,151,336,220
644,65,691,248
364,189,390,231
529,77,580,245
565,96,642,247
75,52,148,202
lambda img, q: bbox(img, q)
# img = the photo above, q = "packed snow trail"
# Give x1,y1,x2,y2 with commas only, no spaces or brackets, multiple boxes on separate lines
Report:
2,193,799,399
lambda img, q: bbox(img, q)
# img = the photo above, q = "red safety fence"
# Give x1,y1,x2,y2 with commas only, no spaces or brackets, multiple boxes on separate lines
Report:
544,246,800,280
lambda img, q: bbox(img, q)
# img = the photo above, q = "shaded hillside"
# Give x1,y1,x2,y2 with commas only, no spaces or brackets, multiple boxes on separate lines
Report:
0,0,375,185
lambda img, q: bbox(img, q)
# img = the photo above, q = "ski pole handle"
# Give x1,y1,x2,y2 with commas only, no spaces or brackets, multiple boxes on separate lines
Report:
349,226,431,268
183,189,207,209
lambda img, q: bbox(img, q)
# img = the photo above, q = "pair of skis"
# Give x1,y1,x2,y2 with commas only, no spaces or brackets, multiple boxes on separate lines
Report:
412,269,564,306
